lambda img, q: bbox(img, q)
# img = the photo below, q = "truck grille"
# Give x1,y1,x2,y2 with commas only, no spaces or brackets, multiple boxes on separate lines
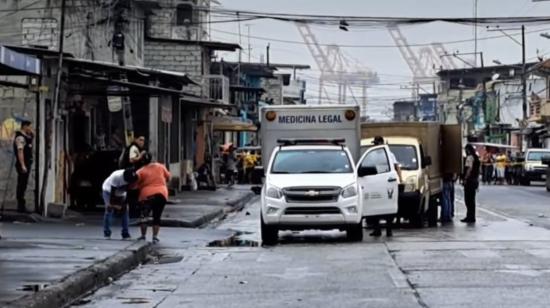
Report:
283,187,341,203
284,207,341,215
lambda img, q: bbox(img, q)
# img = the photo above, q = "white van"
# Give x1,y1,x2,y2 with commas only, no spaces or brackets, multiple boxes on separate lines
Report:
259,106,400,244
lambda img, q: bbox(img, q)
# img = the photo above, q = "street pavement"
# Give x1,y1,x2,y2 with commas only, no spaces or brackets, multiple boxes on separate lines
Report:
73,184,550,308
0,185,254,308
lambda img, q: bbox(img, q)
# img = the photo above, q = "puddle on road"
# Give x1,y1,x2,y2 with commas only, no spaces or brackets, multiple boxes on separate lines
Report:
18,283,49,292
207,233,259,247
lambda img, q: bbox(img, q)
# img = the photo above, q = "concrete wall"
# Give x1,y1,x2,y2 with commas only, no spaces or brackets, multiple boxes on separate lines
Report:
495,78,546,127
144,41,207,96
261,76,284,105
147,0,210,41
0,79,36,208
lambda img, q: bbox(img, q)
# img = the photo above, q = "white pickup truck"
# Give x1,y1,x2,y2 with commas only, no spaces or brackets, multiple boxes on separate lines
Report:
259,105,400,244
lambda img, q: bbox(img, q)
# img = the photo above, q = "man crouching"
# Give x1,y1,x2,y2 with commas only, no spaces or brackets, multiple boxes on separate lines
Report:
102,168,138,239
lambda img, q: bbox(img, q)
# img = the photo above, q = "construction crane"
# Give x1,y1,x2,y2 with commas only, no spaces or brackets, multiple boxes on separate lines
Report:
296,22,379,117
387,25,458,92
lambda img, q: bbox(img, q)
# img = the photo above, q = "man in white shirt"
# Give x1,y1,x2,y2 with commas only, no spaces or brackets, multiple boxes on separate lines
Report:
102,168,137,239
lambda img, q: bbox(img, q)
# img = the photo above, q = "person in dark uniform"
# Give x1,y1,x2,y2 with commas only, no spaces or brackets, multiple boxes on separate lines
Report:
13,120,34,213
462,144,480,223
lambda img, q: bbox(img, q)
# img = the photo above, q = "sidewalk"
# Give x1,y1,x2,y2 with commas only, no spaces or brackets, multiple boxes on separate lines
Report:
162,185,256,227
0,185,255,308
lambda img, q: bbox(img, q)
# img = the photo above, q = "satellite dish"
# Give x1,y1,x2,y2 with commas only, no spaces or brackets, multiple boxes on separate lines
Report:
492,73,500,81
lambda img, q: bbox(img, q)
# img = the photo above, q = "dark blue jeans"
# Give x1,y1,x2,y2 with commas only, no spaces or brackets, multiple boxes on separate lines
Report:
103,191,130,237
441,181,454,222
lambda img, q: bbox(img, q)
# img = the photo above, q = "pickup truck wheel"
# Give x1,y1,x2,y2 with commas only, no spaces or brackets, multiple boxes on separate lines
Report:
346,222,363,241
546,185,550,192
261,216,278,245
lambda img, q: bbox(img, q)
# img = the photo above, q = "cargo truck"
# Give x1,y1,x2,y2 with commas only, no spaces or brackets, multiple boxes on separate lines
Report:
361,122,462,227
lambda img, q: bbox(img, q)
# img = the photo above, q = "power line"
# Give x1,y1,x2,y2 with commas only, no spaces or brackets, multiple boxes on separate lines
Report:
203,7,550,26
210,26,550,48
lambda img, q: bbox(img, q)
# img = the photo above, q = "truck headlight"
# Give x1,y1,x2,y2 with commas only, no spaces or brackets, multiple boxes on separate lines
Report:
404,176,417,193
341,184,358,199
525,164,533,171
266,186,283,199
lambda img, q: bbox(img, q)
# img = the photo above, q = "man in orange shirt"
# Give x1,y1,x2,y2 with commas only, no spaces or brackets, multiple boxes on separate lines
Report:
134,153,170,244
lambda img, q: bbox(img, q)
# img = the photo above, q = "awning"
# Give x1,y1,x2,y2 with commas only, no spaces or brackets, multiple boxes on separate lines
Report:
65,57,197,86
0,46,41,75
211,116,257,132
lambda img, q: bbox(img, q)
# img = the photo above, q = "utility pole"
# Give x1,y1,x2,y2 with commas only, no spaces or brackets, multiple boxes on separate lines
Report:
521,25,527,123
474,0,478,67
245,24,252,62
41,0,66,213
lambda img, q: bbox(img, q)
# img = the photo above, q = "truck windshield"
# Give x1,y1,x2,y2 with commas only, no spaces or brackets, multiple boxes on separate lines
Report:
527,151,550,161
271,150,353,174
388,145,419,170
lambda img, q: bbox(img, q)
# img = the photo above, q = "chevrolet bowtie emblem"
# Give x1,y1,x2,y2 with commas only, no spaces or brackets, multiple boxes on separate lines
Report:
305,190,320,197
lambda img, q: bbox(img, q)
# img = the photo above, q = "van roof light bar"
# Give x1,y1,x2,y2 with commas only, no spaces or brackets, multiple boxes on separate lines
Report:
276,138,346,146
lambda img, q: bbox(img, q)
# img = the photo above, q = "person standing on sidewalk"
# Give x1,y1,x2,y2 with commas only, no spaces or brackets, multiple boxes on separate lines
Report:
462,144,480,223
440,173,456,223
119,135,147,169
13,120,34,213
225,146,238,186
134,154,170,244
102,168,138,239
119,135,147,218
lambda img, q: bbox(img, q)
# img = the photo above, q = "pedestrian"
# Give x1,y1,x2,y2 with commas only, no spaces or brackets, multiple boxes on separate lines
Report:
102,168,138,239
118,135,147,218
243,150,257,184
373,136,402,182
119,135,147,169
225,146,237,186
197,156,215,190
368,136,399,237
495,152,507,185
461,144,480,223
13,120,34,213
134,153,170,244
440,173,455,223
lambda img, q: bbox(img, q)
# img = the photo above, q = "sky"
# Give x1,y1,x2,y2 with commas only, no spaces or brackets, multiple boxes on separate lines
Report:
211,0,550,119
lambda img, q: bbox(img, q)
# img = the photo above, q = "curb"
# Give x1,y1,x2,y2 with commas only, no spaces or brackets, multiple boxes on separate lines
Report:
134,192,257,228
6,242,151,308
226,192,256,213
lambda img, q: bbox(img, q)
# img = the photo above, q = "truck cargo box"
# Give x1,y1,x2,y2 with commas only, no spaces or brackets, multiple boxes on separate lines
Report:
260,105,361,169
361,122,462,178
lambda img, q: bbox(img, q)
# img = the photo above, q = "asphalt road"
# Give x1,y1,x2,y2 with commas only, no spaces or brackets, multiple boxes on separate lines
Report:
75,186,550,308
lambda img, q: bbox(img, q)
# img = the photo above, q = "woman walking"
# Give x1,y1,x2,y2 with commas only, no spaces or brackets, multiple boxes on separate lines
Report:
134,154,170,243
